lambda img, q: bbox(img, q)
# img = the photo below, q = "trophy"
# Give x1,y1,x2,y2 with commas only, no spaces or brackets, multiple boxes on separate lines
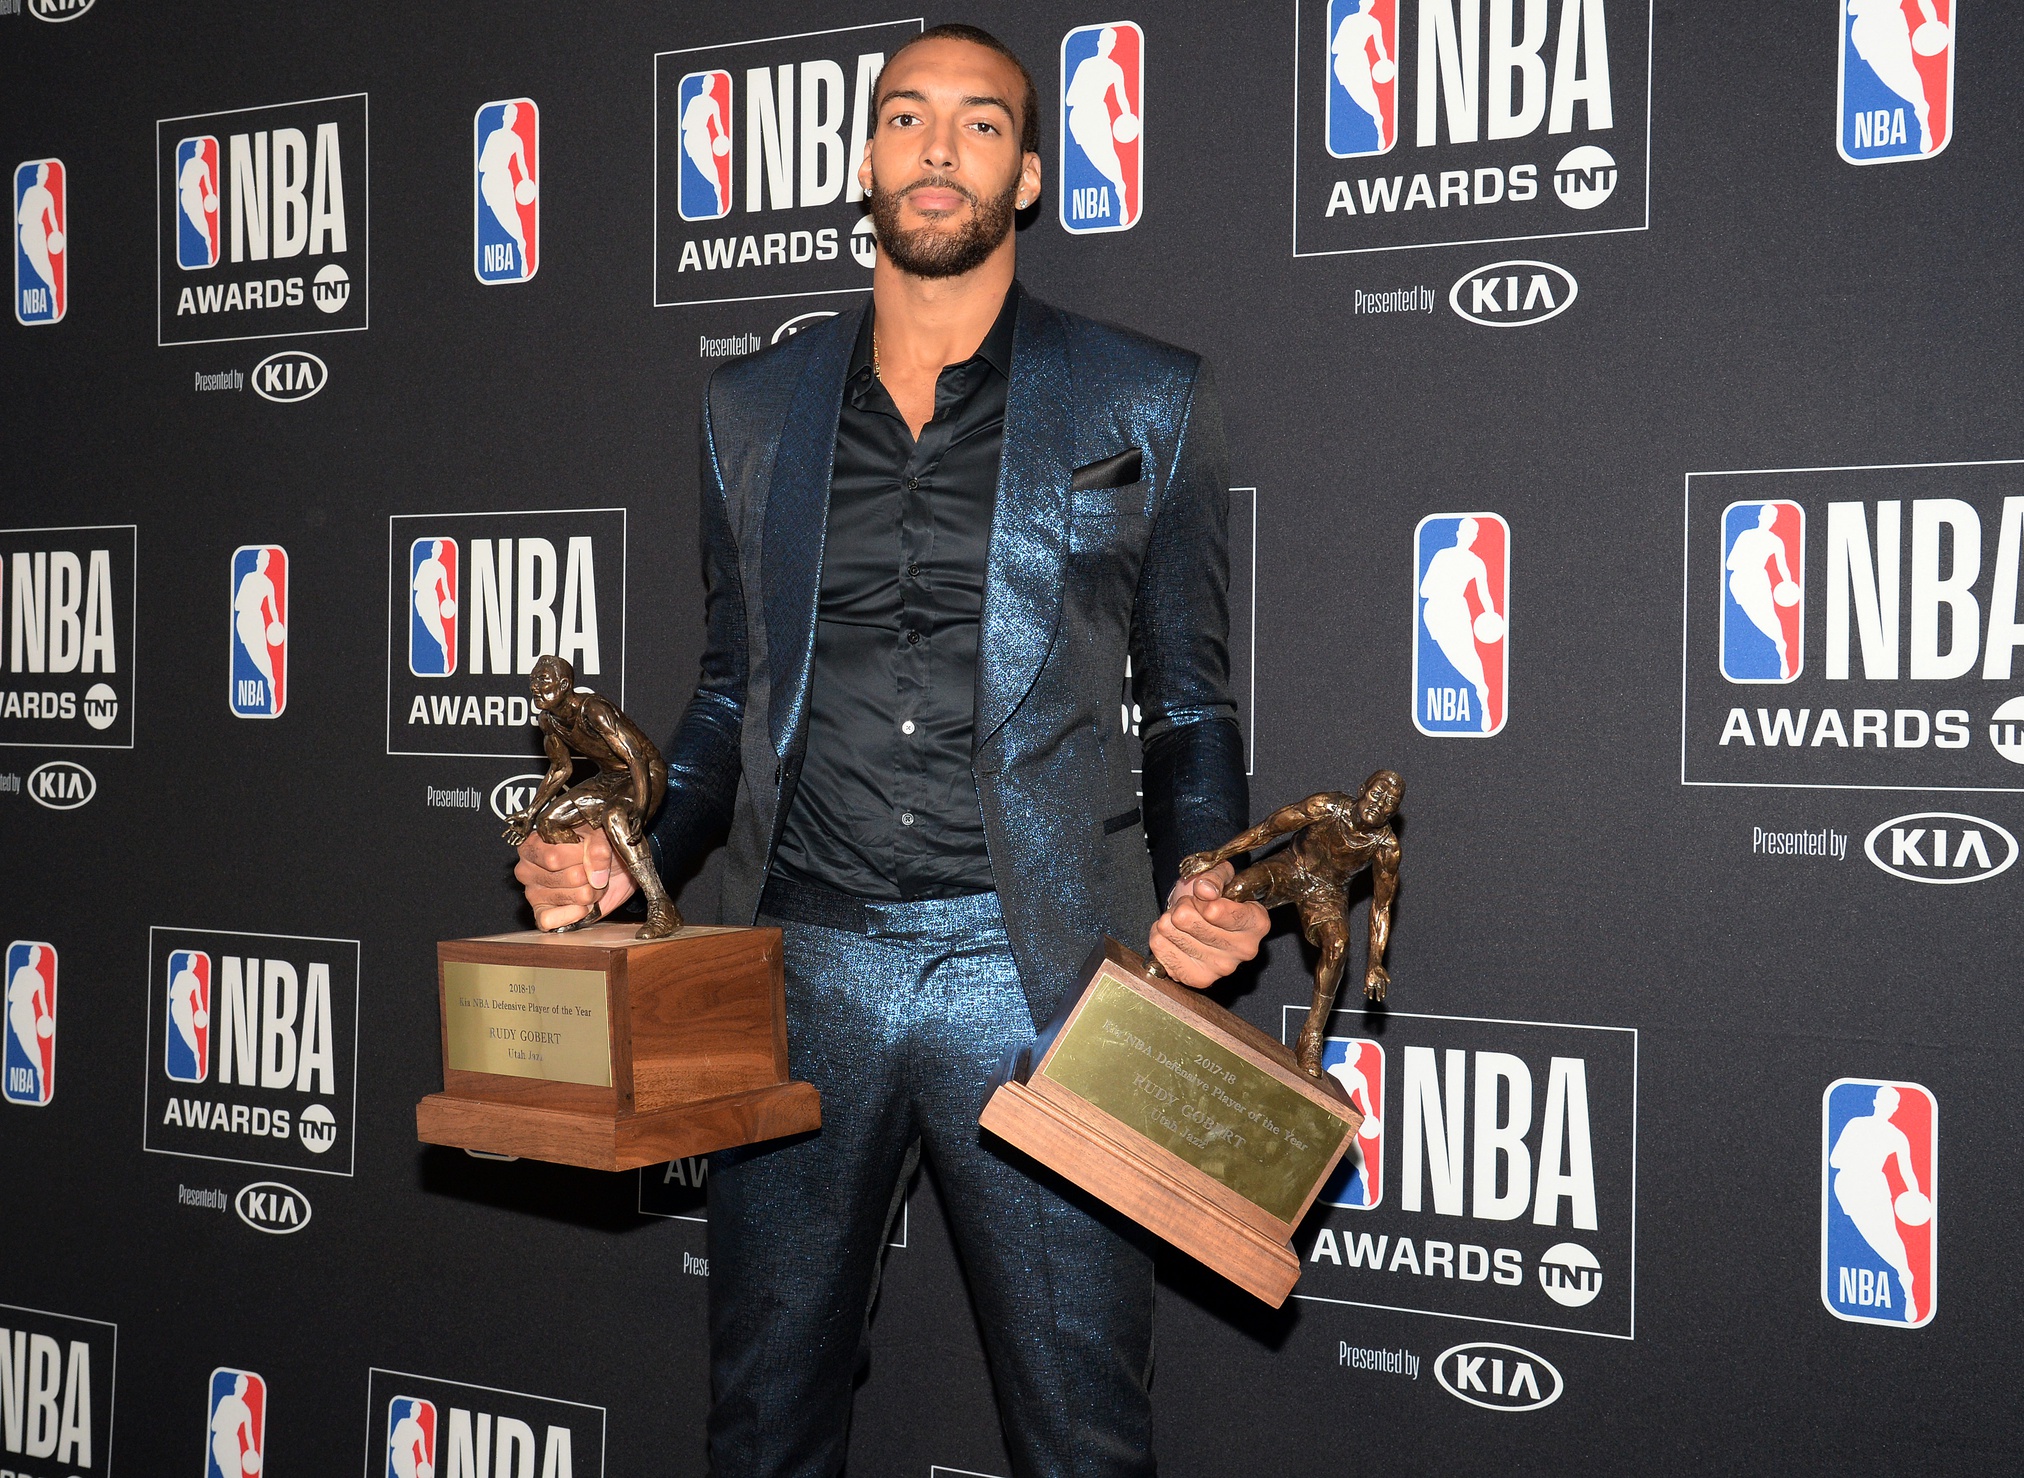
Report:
415,657,821,1170
980,772,1402,1305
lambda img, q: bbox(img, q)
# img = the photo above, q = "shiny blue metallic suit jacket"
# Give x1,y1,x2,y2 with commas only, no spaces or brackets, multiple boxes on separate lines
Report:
651,289,1247,1027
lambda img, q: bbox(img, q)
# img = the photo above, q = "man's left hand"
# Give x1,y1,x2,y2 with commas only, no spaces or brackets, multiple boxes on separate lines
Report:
1148,861,1270,988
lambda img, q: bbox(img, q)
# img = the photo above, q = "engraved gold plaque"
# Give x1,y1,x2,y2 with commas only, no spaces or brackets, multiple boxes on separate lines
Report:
442,961,613,1087
1039,969,1351,1223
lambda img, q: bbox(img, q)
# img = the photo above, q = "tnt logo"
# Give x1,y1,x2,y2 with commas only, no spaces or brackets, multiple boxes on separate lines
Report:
165,949,213,1083
1325,0,1398,158
386,1395,437,1478
1318,1037,1384,1209
14,158,66,326
676,70,734,221
1059,23,1143,233
1721,500,1804,683
1413,512,1508,736
1823,1078,1936,1327
475,99,539,283
4,941,57,1107
409,538,459,677
230,546,289,718
206,1368,266,1478
177,136,223,268
1839,0,1953,164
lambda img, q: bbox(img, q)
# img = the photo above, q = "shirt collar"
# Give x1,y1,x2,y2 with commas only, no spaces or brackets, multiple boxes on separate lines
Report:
848,281,1022,391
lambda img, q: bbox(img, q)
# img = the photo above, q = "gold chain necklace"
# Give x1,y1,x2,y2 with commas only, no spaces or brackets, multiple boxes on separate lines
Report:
872,326,881,380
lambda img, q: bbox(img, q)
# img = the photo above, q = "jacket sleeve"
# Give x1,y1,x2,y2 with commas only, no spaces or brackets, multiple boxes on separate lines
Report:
649,392,748,881
1133,360,1248,902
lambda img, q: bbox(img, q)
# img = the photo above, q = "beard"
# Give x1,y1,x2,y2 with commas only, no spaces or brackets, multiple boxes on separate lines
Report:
867,171,1018,279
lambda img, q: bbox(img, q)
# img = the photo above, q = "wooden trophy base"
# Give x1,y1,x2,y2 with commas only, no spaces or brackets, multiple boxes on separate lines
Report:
980,942,1361,1307
416,922,820,1172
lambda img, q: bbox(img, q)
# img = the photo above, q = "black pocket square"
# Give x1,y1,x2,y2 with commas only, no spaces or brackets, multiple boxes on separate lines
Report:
1070,448,1143,490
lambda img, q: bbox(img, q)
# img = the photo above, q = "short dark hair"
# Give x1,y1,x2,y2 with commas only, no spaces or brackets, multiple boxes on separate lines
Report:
884,23,1041,158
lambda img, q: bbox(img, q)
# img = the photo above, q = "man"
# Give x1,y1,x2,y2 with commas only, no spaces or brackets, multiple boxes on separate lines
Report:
1829,1083,1925,1323
1417,516,1501,733
516,25,1267,1476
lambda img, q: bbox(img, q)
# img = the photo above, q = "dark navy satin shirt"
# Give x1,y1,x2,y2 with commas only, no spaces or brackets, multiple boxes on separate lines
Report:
769,286,1019,900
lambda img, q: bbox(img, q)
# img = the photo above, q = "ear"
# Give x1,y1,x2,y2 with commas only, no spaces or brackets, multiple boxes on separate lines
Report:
1016,149,1043,210
857,139,875,200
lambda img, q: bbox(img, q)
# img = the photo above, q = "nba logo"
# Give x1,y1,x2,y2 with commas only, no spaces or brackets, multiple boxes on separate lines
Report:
676,71,734,222
1720,501,1804,683
1839,0,1953,164
386,1395,437,1478
409,538,459,677
175,135,222,269
1823,1078,1936,1328
1317,1038,1383,1209
230,545,289,718
1413,512,1509,737
4,942,57,1108
1325,0,1398,157
1060,22,1143,233
14,158,66,326
475,99,540,283
205,1368,266,1478
165,949,212,1084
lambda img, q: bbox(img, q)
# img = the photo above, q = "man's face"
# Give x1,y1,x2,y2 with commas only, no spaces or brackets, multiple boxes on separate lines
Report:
1356,778,1400,827
858,38,1040,280
530,668,570,711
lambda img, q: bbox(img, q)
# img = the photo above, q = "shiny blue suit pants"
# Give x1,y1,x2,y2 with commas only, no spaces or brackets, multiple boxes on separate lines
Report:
705,887,1156,1478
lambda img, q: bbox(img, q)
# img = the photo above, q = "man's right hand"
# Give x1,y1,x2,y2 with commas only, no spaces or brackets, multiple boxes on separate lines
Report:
514,828,635,930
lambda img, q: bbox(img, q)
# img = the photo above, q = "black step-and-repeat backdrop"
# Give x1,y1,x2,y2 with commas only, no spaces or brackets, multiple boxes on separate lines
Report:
5,2,2020,1473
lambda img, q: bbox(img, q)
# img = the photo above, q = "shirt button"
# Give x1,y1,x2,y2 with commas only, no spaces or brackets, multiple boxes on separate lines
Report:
907,630,920,645
901,812,916,826
907,561,921,576
905,476,919,490
901,720,916,735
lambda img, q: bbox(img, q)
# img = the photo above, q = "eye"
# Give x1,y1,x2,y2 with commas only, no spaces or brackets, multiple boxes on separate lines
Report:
886,110,921,128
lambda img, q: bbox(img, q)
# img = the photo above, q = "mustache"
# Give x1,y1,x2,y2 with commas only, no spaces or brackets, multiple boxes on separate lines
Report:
893,174,980,207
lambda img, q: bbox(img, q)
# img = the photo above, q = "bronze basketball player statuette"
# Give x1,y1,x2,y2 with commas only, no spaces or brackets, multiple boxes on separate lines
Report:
1150,770,1402,1077
501,655,683,939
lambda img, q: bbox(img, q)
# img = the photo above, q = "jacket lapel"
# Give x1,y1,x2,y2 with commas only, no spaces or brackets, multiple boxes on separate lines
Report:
975,293,1070,751
761,304,861,756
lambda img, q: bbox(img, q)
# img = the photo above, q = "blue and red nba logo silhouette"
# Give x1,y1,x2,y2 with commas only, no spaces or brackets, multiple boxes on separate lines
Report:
676,70,735,222
175,135,222,269
385,1395,437,1478
14,158,66,326
1720,500,1804,683
230,545,289,718
409,538,459,677
1325,0,1398,157
165,948,212,1084
1839,0,1953,164
1823,1078,1936,1327
4,941,57,1107
475,99,540,283
205,1368,266,1478
1060,22,1143,234
1413,512,1509,737
1318,1038,1384,1209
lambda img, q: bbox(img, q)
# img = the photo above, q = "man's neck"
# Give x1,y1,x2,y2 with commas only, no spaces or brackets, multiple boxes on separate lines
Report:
870,243,1014,378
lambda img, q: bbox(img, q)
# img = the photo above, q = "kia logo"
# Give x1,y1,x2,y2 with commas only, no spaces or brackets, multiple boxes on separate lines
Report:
29,0,95,20
27,760,95,810
490,773,547,821
1449,260,1578,328
772,311,839,344
1435,1342,1564,1412
234,1181,312,1235
251,350,328,403
1864,812,2018,885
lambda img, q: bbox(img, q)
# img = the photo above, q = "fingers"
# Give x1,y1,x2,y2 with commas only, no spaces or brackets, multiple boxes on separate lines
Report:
581,829,613,888
532,901,592,931
1167,859,1234,908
